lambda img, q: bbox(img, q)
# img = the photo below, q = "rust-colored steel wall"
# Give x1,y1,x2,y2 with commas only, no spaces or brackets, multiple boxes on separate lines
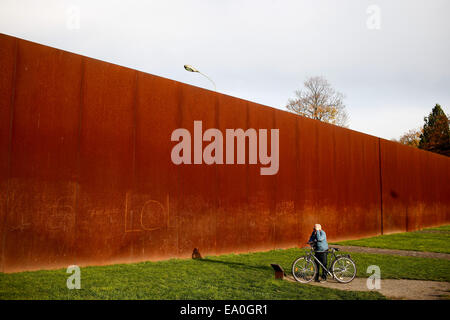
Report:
380,140,450,234
1,34,449,272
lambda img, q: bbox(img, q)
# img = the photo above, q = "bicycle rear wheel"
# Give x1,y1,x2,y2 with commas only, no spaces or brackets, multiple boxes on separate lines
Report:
292,256,317,283
332,257,357,283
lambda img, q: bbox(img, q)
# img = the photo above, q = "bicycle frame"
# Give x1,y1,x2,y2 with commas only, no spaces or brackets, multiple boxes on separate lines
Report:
305,246,340,278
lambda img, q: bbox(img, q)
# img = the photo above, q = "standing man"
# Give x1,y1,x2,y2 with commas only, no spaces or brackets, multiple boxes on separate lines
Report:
308,224,329,282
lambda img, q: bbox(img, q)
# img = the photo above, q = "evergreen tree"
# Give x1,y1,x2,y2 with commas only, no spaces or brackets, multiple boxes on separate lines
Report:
418,104,450,156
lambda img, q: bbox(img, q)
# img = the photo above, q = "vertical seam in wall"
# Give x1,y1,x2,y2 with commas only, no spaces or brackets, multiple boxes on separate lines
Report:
74,57,86,264
378,138,383,235
1,38,18,272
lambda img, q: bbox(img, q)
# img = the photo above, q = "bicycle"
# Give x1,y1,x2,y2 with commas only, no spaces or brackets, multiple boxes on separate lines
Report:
291,242,357,283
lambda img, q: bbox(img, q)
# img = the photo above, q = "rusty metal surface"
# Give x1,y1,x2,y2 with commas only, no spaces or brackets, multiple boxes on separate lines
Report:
380,140,450,234
0,33,449,272
1,36,84,271
0,35,16,271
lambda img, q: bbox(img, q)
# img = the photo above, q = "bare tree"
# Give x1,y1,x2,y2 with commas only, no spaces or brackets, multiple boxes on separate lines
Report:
286,76,349,127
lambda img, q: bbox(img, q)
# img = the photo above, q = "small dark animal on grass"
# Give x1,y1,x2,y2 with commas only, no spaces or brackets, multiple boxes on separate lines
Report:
192,248,203,259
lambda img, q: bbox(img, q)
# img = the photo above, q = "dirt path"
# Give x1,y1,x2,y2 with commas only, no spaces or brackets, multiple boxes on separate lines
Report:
286,276,450,300
331,245,450,260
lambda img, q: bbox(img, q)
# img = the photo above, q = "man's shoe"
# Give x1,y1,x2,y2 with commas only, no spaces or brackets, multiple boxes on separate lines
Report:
321,276,327,282
314,279,320,283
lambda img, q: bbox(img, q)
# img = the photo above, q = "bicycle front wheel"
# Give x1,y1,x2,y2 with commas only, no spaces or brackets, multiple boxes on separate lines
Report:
292,256,317,283
332,256,357,283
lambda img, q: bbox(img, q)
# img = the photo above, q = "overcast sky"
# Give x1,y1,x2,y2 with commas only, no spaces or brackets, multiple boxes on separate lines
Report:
1,0,449,140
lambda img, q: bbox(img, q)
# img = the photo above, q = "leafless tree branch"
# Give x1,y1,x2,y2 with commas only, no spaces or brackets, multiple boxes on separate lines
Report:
286,76,349,127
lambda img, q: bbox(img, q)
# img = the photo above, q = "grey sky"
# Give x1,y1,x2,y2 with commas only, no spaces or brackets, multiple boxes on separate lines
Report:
1,0,449,140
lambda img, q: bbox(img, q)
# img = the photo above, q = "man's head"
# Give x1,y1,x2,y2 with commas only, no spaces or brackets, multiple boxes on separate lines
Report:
314,224,322,231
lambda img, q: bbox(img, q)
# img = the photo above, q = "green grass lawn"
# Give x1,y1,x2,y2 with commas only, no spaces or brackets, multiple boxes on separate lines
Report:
429,225,450,232
1,245,449,300
347,252,450,282
0,251,385,300
333,225,450,254
0,249,385,300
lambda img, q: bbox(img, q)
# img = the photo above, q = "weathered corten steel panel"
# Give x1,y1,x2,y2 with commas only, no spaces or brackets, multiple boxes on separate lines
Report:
0,35,15,180
295,118,382,243
381,140,450,234
273,109,299,249
0,35,17,271
1,37,83,272
176,83,219,258
330,127,381,239
215,95,249,255
246,103,277,252
131,73,181,262
1,33,449,272
74,57,136,267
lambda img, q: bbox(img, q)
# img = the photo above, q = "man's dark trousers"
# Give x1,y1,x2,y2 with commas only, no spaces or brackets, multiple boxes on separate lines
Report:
314,251,328,280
